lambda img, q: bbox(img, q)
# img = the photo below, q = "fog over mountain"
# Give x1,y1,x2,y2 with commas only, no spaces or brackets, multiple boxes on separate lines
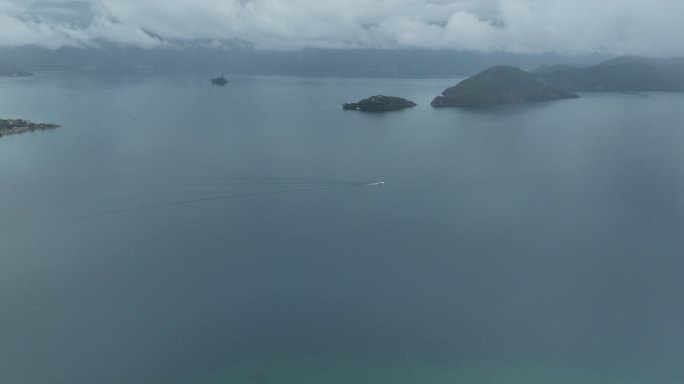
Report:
1,0,683,56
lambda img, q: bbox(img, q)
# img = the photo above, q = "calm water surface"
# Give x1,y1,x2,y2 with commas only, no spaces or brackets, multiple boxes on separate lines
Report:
1,74,683,384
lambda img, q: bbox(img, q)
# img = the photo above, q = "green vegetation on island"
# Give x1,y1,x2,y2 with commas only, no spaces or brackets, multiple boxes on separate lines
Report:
431,65,579,107
343,95,417,112
0,119,61,137
0,64,33,77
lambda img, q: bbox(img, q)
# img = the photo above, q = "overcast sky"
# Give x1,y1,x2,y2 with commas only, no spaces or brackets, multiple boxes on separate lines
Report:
0,0,682,56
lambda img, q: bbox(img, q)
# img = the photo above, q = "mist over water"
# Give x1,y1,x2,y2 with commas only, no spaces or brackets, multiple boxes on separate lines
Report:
1,74,684,384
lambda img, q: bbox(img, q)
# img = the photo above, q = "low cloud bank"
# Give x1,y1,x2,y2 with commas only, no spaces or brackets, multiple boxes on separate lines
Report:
0,0,682,56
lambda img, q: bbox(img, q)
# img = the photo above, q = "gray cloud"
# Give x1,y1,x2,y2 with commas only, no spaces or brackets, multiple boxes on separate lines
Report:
0,0,682,55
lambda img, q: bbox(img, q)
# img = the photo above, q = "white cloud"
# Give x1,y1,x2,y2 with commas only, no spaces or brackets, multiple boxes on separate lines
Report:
0,0,682,55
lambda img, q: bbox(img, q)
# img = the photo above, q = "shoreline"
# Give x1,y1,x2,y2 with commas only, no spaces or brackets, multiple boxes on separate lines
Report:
0,119,61,138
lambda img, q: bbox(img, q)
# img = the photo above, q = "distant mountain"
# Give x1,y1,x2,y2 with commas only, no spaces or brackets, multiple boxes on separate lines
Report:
530,64,577,74
431,65,579,107
534,56,684,91
0,63,32,77
0,45,606,77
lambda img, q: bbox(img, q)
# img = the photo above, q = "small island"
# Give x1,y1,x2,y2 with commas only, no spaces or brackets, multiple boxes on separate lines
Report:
211,75,228,86
0,119,61,138
343,95,417,112
431,65,579,107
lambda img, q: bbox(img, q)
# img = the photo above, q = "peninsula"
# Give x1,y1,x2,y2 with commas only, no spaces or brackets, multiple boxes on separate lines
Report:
343,95,417,112
432,65,579,107
0,119,61,138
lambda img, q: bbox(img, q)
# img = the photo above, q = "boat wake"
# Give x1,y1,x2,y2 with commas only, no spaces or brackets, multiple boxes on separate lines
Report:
70,177,386,221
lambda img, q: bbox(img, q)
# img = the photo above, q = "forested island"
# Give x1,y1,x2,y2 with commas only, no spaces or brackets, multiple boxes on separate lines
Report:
0,119,61,137
431,56,684,107
343,95,416,112
432,66,578,107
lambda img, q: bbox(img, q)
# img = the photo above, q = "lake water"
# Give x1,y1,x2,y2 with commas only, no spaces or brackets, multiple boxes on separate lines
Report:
1,73,683,384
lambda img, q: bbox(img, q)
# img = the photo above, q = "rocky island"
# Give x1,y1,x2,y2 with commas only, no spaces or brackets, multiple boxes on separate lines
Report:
211,75,228,86
0,119,61,138
431,65,579,107
343,95,417,112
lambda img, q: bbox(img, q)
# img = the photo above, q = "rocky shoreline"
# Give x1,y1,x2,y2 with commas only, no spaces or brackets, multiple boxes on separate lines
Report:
0,119,61,138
